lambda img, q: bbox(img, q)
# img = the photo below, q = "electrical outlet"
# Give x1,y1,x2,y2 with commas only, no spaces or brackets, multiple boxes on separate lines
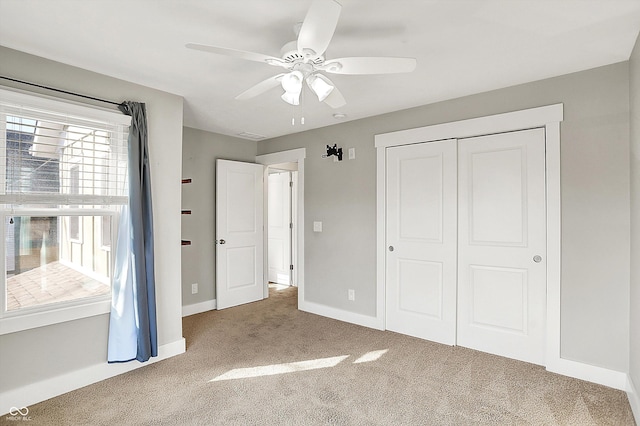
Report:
191,283,198,294
348,148,355,160
348,289,355,301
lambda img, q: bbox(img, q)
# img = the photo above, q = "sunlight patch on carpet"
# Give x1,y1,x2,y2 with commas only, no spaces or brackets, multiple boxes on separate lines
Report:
268,283,290,291
210,355,349,382
353,349,388,364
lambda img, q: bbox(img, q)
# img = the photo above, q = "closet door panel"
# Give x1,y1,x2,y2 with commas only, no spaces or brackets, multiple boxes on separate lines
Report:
385,139,457,345
457,128,546,365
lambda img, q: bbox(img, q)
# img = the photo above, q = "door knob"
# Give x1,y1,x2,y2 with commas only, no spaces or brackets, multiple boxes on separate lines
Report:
388,246,394,252
533,255,542,263
217,239,226,245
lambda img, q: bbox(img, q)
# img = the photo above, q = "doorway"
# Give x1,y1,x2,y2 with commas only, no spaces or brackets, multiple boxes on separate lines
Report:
256,148,306,308
267,164,298,287
215,148,305,310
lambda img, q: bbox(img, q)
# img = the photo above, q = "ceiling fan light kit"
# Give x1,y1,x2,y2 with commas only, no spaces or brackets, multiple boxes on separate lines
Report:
186,0,416,112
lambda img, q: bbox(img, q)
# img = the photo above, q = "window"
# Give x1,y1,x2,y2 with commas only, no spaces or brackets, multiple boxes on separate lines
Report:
0,88,130,334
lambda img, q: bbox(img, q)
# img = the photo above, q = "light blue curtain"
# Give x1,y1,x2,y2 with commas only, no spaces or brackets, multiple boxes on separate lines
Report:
108,101,158,363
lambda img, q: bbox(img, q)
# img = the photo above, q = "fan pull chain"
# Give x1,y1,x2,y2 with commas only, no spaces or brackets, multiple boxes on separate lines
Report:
291,102,295,126
289,91,306,126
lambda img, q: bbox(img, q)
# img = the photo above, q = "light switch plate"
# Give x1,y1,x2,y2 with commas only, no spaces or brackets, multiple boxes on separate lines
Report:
348,148,355,160
313,221,323,232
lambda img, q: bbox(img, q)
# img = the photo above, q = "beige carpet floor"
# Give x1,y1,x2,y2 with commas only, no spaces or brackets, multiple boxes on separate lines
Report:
11,286,635,425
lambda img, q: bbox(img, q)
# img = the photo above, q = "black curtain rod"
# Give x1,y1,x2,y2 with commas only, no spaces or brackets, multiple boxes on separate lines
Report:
0,75,122,106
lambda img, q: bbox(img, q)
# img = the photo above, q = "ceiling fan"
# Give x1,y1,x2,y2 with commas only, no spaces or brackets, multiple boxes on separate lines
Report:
186,0,417,109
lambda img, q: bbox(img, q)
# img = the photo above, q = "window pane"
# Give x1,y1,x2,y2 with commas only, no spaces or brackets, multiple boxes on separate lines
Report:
5,215,111,312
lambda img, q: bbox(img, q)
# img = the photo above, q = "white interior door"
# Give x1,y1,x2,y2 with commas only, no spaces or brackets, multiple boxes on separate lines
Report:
268,171,291,285
216,159,265,309
457,128,546,365
385,140,458,345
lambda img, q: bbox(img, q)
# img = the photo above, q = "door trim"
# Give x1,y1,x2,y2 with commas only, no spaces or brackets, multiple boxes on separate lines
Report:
256,148,305,307
375,104,563,366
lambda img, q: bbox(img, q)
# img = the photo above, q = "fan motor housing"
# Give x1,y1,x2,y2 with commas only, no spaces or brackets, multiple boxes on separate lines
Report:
280,40,324,65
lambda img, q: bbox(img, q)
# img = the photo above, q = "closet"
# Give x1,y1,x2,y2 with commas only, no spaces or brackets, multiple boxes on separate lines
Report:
384,127,547,365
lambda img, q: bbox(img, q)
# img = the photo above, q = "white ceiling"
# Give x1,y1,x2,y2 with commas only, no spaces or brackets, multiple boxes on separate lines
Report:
1,0,639,140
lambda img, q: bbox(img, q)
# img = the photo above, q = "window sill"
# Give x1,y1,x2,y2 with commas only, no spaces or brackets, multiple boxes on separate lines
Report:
0,298,110,335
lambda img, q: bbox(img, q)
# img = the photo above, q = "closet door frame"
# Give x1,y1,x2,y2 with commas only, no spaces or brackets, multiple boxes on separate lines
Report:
375,104,563,369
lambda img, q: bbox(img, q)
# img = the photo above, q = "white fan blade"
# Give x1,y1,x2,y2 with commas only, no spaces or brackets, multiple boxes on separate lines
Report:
236,74,285,100
320,76,346,108
297,0,342,58
186,43,286,67
324,57,417,75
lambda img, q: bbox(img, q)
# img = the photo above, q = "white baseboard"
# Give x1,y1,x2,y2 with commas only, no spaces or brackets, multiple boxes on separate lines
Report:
546,357,627,390
182,299,216,317
0,338,186,416
299,300,383,330
628,374,640,424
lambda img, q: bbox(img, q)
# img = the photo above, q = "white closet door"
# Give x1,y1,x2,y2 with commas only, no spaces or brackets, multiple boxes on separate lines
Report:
457,128,546,365
385,139,458,345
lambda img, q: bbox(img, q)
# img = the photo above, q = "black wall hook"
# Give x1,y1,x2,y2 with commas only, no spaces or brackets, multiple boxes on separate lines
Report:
325,144,343,161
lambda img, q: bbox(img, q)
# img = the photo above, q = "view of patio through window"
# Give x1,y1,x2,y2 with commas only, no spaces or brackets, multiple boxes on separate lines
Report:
5,215,112,311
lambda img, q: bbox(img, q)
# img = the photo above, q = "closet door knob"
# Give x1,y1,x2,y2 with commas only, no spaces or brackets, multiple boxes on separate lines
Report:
533,255,542,263
388,246,394,252
216,239,226,245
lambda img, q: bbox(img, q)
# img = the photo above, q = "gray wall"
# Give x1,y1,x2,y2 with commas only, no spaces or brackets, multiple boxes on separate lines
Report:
0,47,184,391
262,122,379,316
630,33,640,393
259,62,631,372
181,127,257,305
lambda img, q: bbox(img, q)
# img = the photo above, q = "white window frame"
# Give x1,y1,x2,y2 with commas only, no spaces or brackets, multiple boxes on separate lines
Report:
0,87,131,335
